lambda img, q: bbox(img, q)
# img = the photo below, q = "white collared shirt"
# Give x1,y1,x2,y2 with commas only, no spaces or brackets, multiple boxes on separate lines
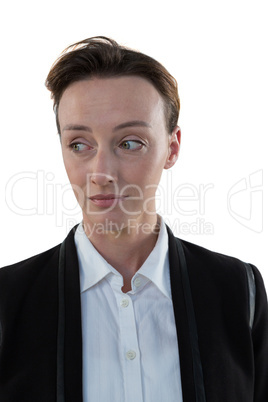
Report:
74,218,183,402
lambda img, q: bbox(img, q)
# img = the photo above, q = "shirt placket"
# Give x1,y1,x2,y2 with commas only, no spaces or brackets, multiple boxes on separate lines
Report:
113,278,143,402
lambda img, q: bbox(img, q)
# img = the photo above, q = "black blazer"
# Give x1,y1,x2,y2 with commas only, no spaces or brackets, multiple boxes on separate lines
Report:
0,225,267,402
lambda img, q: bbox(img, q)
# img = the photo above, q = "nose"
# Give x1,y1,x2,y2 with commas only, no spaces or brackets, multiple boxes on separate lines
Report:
90,149,117,186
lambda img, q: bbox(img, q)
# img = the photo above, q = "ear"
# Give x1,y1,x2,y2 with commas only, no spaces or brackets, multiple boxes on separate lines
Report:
164,126,181,169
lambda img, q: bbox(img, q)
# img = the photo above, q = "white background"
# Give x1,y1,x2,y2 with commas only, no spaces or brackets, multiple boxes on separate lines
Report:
0,0,267,288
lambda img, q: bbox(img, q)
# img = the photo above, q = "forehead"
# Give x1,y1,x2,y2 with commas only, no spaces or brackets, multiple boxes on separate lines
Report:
58,76,166,129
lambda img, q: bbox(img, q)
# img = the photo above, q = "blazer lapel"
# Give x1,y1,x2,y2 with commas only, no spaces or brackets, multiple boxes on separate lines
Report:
167,226,206,402
62,226,83,402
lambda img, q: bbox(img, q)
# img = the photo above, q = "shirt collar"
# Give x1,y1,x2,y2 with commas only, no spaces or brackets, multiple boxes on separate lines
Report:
74,223,117,293
74,216,171,299
136,217,171,299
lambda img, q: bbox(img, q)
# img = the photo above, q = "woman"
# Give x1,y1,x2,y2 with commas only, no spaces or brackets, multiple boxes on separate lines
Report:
0,36,267,402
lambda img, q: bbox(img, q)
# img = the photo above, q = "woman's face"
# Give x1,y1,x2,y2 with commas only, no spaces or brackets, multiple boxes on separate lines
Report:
58,75,180,232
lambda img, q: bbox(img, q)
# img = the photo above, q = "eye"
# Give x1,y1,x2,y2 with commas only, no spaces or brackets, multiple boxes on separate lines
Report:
69,143,89,152
119,140,143,150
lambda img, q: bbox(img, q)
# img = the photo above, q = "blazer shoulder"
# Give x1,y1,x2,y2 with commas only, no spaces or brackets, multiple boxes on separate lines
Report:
0,225,78,277
0,225,78,294
0,243,61,283
170,232,266,301
178,236,251,273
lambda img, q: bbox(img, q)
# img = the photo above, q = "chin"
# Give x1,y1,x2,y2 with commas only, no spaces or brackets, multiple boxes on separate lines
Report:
99,215,128,230
82,210,140,231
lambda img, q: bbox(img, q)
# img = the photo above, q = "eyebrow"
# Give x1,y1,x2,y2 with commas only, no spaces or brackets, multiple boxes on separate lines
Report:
62,120,152,133
113,120,152,131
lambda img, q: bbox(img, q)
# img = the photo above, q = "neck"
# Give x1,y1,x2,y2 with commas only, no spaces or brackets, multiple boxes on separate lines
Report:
82,215,161,292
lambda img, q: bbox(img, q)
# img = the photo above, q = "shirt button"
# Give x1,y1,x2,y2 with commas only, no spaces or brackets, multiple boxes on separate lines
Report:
134,277,141,288
126,350,136,360
120,298,129,308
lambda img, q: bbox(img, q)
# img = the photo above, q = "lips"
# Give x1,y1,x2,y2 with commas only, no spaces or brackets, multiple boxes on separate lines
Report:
89,194,128,208
90,194,122,200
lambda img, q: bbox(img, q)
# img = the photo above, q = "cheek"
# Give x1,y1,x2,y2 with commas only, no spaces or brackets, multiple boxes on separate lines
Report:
139,152,167,180
63,161,88,207
63,157,86,186
127,163,164,195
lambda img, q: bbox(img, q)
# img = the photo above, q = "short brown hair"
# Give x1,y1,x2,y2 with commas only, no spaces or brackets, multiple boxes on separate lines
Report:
45,36,180,134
